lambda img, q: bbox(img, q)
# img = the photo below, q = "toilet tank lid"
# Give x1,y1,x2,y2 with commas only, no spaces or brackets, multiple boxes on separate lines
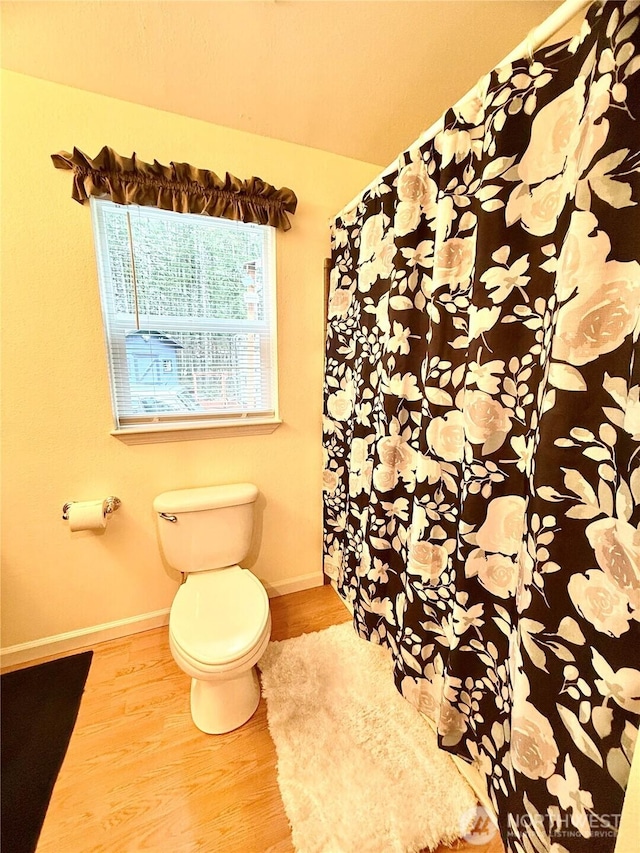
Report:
153,483,259,514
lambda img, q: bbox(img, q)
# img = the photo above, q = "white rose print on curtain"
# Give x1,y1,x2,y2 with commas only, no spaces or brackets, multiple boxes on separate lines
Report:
323,3,640,852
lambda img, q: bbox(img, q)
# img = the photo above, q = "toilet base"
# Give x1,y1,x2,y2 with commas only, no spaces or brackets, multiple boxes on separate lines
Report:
190,666,261,734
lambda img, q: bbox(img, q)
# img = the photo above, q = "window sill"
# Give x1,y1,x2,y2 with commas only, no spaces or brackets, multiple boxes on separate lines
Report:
111,418,282,445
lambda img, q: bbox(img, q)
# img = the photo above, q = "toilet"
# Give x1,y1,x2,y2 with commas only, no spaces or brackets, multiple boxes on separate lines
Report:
153,483,271,734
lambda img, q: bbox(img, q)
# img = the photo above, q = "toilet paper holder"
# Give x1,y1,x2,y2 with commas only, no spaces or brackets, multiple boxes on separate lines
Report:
62,496,121,521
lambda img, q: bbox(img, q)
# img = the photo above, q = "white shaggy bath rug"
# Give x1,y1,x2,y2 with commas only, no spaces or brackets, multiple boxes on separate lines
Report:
258,622,478,853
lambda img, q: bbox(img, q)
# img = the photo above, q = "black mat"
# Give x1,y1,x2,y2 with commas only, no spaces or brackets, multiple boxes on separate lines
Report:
1,651,93,853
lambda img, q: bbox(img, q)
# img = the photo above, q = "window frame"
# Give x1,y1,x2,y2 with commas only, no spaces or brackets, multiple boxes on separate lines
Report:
90,198,281,443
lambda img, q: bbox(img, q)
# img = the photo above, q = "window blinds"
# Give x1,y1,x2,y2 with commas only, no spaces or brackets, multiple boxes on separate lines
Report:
90,199,277,430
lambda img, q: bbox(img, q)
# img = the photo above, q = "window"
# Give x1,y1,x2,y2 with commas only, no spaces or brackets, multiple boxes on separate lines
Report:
91,199,278,439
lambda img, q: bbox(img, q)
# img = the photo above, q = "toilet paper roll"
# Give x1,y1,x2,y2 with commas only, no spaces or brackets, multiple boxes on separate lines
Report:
67,500,108,532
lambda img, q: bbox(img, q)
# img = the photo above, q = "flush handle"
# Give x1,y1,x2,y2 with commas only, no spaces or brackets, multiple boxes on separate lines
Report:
159,512,178,523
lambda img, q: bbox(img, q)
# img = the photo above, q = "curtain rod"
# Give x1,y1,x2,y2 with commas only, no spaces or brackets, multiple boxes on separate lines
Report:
332,0,593,224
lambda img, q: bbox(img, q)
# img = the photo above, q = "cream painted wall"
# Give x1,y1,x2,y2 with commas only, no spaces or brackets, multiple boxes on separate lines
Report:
0,70,380,652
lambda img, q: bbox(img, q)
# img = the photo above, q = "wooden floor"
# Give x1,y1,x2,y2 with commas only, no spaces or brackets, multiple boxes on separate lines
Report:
27,585,503,853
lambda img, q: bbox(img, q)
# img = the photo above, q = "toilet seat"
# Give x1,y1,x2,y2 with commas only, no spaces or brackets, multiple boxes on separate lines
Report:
169,567,270,668
170,616,271,678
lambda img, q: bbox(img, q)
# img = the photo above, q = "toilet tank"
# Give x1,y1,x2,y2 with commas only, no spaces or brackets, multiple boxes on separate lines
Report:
153,483,259,573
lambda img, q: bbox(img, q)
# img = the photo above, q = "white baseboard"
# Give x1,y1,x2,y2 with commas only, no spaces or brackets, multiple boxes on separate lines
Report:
263,570,324,598
1,608,171,671
0,572,324,670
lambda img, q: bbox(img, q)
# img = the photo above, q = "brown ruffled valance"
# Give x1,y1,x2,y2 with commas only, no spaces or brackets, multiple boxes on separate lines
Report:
51,146,298,231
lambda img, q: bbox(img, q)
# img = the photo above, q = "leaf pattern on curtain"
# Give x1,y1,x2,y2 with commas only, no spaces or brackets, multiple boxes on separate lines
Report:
323,2,640,851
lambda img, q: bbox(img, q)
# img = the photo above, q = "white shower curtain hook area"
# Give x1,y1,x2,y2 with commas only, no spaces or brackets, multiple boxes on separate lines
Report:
525,29,537,65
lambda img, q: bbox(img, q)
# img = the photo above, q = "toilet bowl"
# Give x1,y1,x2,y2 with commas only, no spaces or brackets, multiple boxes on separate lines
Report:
169,566,271,733
153,483,271,734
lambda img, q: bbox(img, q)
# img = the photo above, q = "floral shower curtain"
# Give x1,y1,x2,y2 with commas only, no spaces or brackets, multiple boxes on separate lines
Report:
323,2,639,851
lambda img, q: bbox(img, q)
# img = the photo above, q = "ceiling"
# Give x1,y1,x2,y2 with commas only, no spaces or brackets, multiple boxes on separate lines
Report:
1,0,585,166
